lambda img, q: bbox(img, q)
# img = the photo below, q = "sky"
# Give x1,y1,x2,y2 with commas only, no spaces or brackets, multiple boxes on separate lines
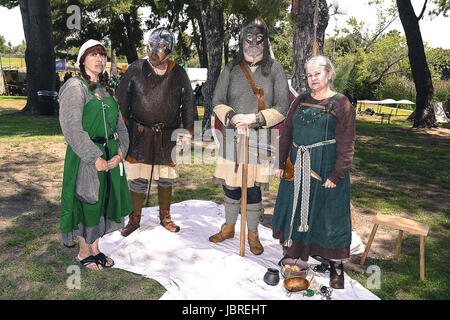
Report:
327,0,450,49
0,1,448,49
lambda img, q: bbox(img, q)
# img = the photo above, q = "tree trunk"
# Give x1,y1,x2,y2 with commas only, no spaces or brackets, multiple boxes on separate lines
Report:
110,49,118,78
198,16,209,69
198,0,224,132
121,13,139,64
224,40,229,65
396,0,436,128
191,17,209,68
291,0,329,94
19,0,56,115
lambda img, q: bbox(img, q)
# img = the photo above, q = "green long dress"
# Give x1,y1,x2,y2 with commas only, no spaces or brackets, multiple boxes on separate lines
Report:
60,77,132,246
272,96,352,261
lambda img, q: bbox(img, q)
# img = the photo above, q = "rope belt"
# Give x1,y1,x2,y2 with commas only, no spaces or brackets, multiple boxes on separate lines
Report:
283,138,336,247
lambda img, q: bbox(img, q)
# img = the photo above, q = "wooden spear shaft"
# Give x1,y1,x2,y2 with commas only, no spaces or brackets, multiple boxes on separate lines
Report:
313,0,319,57
239,133,249,257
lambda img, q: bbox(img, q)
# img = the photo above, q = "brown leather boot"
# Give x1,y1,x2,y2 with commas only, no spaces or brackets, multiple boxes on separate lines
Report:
121,191,145,237
248,230,264,255
329,261,345,289
157,185,180,232
121,211,142,237
209,224,235,243
159,209,180,232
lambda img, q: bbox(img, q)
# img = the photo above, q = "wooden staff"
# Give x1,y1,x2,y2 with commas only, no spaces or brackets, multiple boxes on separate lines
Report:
239,133,249,257
313,0,319,57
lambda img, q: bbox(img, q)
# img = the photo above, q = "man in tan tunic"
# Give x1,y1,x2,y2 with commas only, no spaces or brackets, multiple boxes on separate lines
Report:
209,18,290,255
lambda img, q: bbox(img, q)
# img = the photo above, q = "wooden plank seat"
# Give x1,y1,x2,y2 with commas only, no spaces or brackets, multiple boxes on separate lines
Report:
360,214,430,280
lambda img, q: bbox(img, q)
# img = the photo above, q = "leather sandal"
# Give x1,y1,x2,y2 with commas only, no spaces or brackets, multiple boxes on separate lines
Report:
94,252,115,268
76,255,101,270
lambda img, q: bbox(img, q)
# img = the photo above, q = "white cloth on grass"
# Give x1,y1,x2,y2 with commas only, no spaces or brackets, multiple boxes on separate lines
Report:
99,200,378,300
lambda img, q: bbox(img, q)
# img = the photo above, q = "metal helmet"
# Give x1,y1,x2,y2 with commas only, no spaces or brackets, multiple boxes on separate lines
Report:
146,28,175,55
239,18,269,47
234,18,273,76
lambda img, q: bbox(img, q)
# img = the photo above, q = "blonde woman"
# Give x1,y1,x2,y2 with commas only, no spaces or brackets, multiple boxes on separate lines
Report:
272,55,356,289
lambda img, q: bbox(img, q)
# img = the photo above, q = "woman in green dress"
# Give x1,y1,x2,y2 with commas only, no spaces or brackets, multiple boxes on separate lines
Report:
59,40,132,270
272,56,356,289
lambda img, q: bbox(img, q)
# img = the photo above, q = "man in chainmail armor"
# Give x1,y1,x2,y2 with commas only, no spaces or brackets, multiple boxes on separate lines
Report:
116,28,194,236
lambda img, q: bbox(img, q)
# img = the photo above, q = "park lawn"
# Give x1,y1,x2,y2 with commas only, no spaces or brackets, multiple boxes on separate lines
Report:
0,111,449,300
1,57,26,68
347,117,450,299
0,96,27,116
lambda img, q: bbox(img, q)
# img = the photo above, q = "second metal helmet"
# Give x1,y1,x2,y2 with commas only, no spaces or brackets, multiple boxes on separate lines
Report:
147,28,175,55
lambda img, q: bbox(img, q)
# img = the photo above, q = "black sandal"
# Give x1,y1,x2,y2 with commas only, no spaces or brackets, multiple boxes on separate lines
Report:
77,255,101,270
94,252,115,268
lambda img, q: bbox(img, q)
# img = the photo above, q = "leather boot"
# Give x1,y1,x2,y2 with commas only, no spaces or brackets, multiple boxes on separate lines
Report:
248,230,264,255
209,224,235,243
329,260,345,289
121,211,142,237
121,191,145,237
158,185,180,232
159,209,180,232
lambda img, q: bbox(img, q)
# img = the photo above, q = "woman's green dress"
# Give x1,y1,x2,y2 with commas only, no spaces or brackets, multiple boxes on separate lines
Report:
272,95,352,260
60,77,132,246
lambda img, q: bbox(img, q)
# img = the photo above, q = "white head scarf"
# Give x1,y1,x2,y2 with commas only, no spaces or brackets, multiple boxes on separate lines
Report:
76,39,107,67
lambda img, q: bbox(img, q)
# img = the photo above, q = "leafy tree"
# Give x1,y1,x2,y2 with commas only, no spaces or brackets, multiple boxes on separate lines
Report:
51,0,145,64
271,17,294,74
0,0,56,115
396,0,448,128
11,40,26,55
426,47,450,80
0,35,8,53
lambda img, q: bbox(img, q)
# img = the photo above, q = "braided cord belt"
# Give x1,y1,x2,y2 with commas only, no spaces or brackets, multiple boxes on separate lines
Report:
283,139,336,247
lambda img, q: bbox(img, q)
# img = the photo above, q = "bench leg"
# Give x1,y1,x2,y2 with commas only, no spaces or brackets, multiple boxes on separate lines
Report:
420,235,425,280
360,224,378,265
395,230,403,262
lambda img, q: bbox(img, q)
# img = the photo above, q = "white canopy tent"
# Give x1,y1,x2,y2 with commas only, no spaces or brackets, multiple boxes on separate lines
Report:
358,99,415,115
187,67,207,89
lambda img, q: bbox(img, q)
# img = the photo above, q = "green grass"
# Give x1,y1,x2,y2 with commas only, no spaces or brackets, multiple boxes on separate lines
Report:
0,112,449,300
0,96,27,101
0,115,63,142
347,117,450,300
1,57,25,68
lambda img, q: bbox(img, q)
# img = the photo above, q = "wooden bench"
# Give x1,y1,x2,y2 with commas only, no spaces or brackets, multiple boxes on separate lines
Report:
360,214,430,280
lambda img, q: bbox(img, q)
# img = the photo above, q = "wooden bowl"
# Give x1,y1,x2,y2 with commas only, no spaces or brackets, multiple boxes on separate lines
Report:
283,276,310,292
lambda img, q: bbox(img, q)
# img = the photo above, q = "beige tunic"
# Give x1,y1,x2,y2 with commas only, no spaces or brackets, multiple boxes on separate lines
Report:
124,161,178,181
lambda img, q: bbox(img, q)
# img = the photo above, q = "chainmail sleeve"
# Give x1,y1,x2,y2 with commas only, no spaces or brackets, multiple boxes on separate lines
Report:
58,78,102,164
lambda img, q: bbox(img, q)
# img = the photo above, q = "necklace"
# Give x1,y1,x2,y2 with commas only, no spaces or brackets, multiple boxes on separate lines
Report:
297,104,329,125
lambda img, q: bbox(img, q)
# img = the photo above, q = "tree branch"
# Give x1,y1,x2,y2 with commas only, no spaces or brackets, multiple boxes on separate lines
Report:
417,0,428,20
368,54,407,85
364,12,399,51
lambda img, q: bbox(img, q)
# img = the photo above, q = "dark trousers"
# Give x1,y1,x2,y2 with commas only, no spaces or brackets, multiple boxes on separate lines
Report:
222,185,262,204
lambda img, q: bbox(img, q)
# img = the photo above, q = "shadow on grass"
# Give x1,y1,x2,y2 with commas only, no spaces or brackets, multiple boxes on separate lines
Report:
0,165,166,300
350,234,450,300
353,119,450,212
0,115,62,140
